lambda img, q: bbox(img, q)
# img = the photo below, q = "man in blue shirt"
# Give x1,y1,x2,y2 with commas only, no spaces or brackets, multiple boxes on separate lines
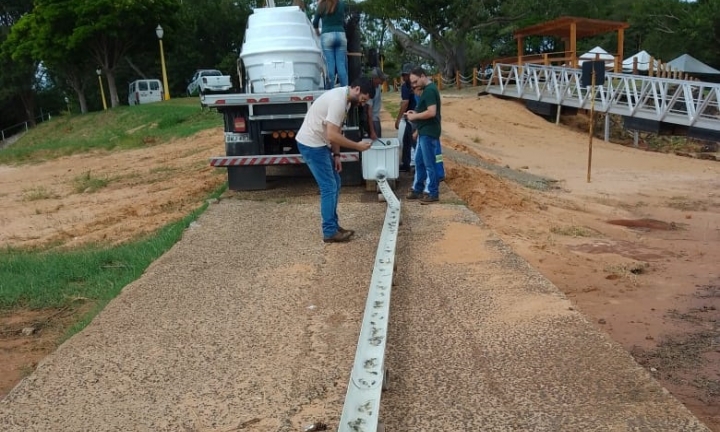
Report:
366,67,387,141
395,63,416,172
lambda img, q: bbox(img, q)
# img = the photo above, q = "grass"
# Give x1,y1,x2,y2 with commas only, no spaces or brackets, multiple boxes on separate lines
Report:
550,225,598,237
383,99,401,120
73,170,111,193
0,98,222,165
23,186,59,201
0,184,226,338
666,196,709,212
0,96,227,342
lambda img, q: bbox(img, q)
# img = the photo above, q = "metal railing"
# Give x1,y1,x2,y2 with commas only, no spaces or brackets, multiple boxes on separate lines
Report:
338,175,401,432
485,63,720,130
1,112,53,143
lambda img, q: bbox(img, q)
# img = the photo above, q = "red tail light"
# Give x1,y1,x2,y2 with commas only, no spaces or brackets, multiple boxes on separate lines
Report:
233,117,246,132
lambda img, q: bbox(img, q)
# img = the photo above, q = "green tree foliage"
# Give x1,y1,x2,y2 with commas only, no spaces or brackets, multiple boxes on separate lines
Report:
0,0,34,128
167,0,252,94
2,0,720,124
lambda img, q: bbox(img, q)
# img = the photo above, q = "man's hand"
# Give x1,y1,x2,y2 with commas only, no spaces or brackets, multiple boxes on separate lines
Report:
395,118,400,130
334,156,342,173
370,132,378,141
357,141,372,152
406,110,417,121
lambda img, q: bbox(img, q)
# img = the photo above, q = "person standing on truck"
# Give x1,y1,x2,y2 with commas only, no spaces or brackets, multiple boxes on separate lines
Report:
405,67,442,204
313,0,348,90
365,67,387,141
395,63,416,172
296,77,375,243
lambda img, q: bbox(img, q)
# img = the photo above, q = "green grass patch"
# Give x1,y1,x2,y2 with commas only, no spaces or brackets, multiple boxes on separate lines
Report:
550,225,599,237
0,98,222,165
72,170,111,193
383,99,401,120
23,186,60,201
0,185,226,336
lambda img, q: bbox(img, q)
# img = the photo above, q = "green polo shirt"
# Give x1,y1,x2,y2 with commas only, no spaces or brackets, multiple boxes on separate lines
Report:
312,1,346,34
415,82,441,138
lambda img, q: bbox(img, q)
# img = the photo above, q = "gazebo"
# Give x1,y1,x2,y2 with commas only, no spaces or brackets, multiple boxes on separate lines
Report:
513,16,630,71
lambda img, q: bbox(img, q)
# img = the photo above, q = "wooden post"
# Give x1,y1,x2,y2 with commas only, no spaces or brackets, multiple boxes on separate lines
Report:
492,61,499,85
436,74,442,90
472,67,478,86
456,70,461,89
632,57,638,75
648,57,655,77
616,28,624,73
517,37,523,67
543,53,550,66
570,22,577,68
587,68,596,183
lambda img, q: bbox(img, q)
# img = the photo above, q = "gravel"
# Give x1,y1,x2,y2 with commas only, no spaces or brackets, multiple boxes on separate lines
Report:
0,175,709,431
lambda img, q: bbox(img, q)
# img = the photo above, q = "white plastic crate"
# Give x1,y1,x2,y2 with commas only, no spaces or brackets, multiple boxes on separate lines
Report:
361,138,400,180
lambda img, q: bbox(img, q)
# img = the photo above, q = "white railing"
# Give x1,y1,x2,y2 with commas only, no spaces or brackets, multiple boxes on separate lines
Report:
486,63,720,130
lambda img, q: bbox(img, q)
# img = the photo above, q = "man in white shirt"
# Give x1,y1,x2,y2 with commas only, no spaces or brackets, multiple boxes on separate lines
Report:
296,77,375,243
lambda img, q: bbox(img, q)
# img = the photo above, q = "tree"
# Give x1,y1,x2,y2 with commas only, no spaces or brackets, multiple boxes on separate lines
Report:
7,3,95,114
0,0,37,127
359,0,533,77
66,0,180,108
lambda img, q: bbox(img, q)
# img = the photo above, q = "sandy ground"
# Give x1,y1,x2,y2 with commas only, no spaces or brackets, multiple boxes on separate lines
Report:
0,92,719,428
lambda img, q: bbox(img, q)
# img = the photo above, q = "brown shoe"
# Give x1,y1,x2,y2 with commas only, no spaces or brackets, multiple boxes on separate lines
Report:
323,230,352,243
338,227,355,237
420,196,439,205
406,190,423,200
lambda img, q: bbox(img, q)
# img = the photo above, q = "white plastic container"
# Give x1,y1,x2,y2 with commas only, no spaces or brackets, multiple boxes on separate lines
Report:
240,6,325,93
362,138,400,180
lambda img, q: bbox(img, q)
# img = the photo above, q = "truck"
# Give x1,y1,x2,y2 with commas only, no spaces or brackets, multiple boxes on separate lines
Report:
202,3,366,191
186,69,233,96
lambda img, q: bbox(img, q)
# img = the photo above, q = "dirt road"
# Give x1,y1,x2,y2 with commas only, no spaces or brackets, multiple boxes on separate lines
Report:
1,92,719,428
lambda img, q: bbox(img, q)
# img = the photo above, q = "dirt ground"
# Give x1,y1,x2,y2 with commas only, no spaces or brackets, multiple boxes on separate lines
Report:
1,93,720,429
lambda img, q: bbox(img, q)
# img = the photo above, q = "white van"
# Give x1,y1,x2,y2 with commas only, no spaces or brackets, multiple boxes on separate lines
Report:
128,79,164,105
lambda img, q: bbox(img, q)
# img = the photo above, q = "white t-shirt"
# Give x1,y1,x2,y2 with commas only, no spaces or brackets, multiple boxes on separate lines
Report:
295,86,350,148
366,84,382,121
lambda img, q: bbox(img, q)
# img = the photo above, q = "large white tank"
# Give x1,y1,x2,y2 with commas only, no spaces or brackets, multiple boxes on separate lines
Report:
240,6,326,93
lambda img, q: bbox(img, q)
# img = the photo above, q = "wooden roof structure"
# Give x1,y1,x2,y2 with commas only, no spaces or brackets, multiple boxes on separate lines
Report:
513,16,630,70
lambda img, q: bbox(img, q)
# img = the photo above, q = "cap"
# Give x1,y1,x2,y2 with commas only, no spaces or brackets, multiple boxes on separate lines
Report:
370,67,388,81
401,63,414,75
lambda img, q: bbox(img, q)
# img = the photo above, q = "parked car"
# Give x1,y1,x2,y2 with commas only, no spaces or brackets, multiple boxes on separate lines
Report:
128,79,163,105
186,69,233,96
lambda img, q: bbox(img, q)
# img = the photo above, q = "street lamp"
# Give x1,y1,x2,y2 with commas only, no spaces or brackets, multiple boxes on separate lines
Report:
96,68,108,111
156,24,171,100
64,96,70,115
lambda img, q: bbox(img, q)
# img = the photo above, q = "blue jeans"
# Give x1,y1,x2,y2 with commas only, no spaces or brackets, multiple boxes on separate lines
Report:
297,142,341,238
321,32,348,89
412,135,440,198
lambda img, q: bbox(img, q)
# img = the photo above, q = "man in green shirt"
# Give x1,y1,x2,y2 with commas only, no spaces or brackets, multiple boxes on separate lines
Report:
405,67,442,204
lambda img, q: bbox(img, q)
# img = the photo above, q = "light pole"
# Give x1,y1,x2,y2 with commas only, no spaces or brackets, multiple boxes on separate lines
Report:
156,24,171,100
64,96,70,115
96,68,108,111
